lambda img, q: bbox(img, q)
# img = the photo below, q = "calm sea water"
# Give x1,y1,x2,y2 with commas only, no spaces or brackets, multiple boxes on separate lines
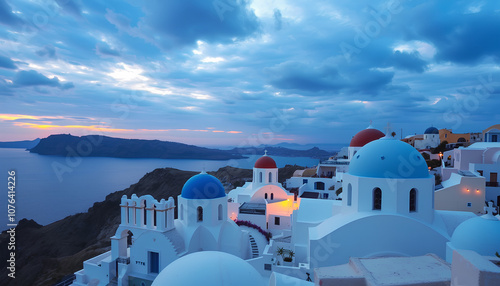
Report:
0,148,319,230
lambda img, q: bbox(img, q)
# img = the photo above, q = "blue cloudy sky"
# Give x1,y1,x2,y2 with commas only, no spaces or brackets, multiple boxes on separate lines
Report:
0,0,499,147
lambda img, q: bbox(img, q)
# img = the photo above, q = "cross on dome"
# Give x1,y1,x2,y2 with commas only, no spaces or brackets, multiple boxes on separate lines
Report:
264,149,268,156
384,122,393,137
483,201,498,220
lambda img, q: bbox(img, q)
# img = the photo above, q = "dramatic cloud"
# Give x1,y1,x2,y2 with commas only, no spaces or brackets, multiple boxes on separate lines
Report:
0,0,23,27
0,0,499,145
0,55,17,69
13,70,74,90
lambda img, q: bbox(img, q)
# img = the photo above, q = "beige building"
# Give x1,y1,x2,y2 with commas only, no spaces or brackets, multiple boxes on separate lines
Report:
434,172,486,213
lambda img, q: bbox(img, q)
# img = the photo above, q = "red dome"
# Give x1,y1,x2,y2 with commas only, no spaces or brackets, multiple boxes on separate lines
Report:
349,128,385,147
254,155,277,168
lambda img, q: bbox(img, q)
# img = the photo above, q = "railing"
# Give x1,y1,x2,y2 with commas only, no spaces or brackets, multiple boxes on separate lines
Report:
319,160,350,165
486,182,499,187
117,257,130,264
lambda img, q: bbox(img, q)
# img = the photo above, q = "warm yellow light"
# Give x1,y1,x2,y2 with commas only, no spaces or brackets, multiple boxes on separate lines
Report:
476,190,480,193
466,189,470,192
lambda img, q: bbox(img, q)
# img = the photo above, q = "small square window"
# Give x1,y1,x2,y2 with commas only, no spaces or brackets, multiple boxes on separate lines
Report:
264,264,272,271
467,202,472,207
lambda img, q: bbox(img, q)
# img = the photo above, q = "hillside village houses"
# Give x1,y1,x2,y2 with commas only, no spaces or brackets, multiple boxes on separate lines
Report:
72,124,500,286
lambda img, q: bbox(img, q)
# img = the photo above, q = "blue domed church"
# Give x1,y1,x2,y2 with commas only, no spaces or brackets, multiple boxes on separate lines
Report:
73,172,257,286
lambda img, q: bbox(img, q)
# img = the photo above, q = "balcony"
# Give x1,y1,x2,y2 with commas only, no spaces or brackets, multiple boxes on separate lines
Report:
486,182,499,187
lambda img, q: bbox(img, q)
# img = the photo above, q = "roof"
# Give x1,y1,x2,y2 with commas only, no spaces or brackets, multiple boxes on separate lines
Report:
424,127,439,134
349,128,385,147
467,142,500,149
181,173,226,199
451,216,500,256
349,137,430,179
152,251,263,286
300,191,319,199
254,155,277,168
239,202,266,215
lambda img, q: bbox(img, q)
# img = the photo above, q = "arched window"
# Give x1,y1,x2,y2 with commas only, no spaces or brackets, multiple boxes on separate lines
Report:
269,172,272,182
373,188,382,210
271,193,274,200
197,206,203,222
265,193,268,200
347,183,352,206
180,204,184,220
315,181,325,190
409,189,417,212
218,204,223,220
153,204,157,227
259,172,263,183
143,202,147,226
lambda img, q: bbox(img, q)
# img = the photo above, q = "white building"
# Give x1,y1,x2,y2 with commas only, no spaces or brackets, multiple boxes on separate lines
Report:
72,172,260,286
413,126,441,150
286,125,384,200
227,153,299,236
442,142,500,207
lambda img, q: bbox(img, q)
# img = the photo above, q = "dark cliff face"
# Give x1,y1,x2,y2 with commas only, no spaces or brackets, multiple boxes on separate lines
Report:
0,165,304,286
29,134,245,160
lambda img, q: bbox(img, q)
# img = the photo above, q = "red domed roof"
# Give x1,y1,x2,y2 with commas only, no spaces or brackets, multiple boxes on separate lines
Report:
349,128,385,147
254,155,277,168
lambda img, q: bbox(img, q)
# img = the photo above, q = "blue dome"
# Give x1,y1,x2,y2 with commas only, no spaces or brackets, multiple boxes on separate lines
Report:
451,216,500,256
181,173,226,199
349,138,430,179
424,127,439,134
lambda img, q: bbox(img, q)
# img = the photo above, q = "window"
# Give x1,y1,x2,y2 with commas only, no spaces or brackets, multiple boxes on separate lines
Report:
264,264,272,271
373,188,382,210
445,134,447,138
265,193,268,200
493,135,498,142
347,184,352,206
270,193,274,200
259,172,263,183
197,206,203,222
153,206,157,227
149,251,159,274
467,202,472,207
180,204,183,220
274,217,280,225
303,179,308,184
143,203,147,226
269,172,272,182
478,170,483,176
218,204,223,221
323,193,329,199
409,189,417,212
314,181,325,190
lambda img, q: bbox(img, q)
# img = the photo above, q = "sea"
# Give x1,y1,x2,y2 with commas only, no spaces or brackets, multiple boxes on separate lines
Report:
0,148,320,230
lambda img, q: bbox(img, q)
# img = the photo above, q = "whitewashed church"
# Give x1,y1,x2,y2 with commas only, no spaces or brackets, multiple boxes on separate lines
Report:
72,135,500,286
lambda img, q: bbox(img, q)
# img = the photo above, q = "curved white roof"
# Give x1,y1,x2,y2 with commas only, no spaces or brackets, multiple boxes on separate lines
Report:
152,251,263,286
451,216,500,256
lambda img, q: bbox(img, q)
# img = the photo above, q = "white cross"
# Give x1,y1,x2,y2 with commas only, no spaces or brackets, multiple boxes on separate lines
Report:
384,122,392,137
484,201,497,216
264,149,268,156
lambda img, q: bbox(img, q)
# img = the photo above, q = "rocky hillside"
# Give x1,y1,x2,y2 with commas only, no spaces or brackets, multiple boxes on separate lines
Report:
0,165,304,286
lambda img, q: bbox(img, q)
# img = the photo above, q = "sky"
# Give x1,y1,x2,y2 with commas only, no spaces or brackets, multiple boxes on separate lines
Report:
0,0,499,147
